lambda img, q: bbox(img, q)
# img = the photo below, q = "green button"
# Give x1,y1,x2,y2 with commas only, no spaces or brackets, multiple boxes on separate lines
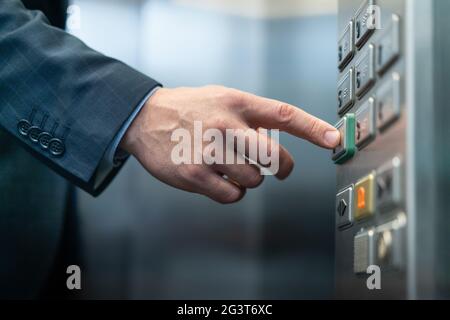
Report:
333,113,356,164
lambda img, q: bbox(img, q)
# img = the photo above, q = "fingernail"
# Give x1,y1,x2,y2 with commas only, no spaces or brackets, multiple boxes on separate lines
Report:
324,130,340,147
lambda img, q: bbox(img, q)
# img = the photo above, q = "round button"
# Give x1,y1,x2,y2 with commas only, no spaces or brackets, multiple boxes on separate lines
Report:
48,138,65,157
38,132,53,149
17,120,31,137
28,126,42,143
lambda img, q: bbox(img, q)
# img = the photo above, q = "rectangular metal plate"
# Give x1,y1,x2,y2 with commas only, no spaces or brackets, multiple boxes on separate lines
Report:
355,97,376,149
338,21,355,70
355,172,376,220
375,214,407,271
376,157,403,212
355,44,376,97
338,68,355,115
336,186,354,230
355,0,376,48
376,14,400,75
354,228,375,274
376,73,401,131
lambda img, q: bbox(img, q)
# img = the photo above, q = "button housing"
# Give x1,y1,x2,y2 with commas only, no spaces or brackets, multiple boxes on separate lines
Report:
354,228,375,274
375,214,407,271
355,44,375,98
336,186,354,230
376,14,401,75
338,21,355,70
337,68,355,115
377,157,403,212
376,73,401,131
355,97,376,149
354,0,376,49
355,172,376,220
333,114,356,164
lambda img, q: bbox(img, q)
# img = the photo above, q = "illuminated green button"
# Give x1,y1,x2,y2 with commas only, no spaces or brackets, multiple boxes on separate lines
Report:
332,113,356,164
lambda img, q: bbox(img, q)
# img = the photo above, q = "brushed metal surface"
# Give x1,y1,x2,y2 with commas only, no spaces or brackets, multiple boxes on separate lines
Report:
335,0,407,299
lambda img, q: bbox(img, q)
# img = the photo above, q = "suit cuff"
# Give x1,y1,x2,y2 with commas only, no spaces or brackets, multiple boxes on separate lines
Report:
95,86,160,187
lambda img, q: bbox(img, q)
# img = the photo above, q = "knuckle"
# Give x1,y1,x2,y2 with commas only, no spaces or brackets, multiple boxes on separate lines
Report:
183,165,207,182
276,103,295,126
217,88,243,108
307,118,321,138
211,117,230,132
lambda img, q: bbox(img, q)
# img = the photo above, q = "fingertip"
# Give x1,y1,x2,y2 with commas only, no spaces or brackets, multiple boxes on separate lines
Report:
275,159,295,180
323,129,341,149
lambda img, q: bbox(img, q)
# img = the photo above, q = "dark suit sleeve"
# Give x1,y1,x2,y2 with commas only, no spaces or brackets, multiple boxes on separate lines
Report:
0,0,161,196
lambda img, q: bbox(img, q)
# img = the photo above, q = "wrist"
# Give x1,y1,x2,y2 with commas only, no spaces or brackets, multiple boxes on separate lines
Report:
120,99,148,156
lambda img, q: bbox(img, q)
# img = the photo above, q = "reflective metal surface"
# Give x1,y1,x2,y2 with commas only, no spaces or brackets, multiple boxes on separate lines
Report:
336,0,450,299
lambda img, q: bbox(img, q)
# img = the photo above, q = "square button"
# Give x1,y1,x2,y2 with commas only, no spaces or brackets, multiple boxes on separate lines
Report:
376,14,401,75
355,97,376,149
376,73,401,131
337,68,355,115
355,172,376,220
336,186,354,230
355,0,376,48
333,114,356,164
354,228,375,274
375,213,407,271
355,44,375,98
338,21,355,70
377,157,403,212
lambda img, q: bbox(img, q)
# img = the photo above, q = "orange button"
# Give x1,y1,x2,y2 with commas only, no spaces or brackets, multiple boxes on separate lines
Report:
355,172,376,220
357,187,366,209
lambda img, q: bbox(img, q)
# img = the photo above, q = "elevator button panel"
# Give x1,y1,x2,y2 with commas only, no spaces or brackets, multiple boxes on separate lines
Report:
355,97,376,149
377,73,401,131
376,14,400,75
355,44,375,98
354,0,376,48
336,186,354,230
377,157,403,212
333,114,356,164
337,68,355,115
338,21,355,70
354,228,375,274
337,0,408,298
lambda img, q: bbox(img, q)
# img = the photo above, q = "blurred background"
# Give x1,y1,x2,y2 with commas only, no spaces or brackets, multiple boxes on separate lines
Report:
70,0,338,299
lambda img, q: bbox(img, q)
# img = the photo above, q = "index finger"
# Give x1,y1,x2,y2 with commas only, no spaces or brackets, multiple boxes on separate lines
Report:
239,93,340,149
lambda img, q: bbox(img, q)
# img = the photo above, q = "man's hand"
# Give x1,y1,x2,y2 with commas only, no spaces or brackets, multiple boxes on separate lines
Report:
120,86,340,204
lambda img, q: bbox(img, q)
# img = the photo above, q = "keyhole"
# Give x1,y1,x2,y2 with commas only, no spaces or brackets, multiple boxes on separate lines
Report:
338,46,343,62
338,90,343,108
356,71,361,88
356,21,361,38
